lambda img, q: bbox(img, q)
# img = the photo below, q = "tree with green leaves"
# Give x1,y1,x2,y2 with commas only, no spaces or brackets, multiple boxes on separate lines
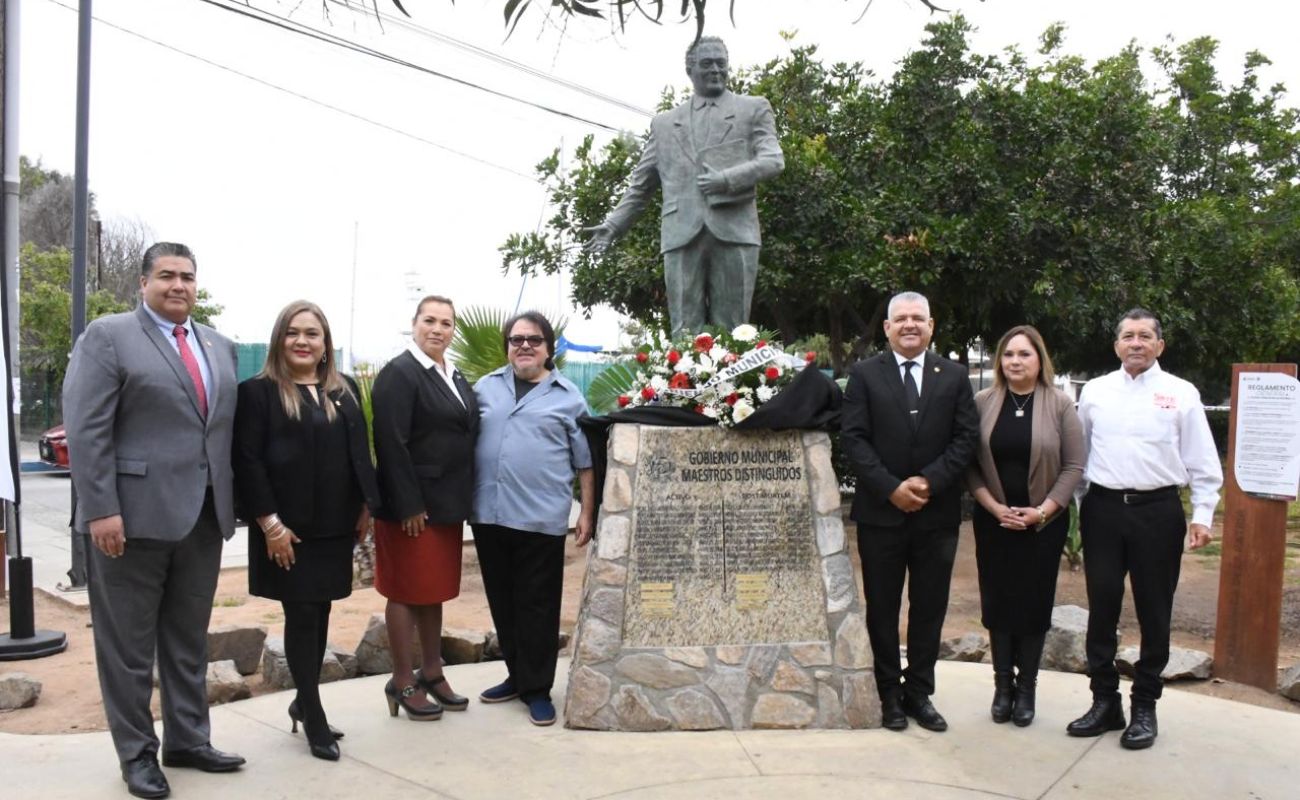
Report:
502,16,1300,391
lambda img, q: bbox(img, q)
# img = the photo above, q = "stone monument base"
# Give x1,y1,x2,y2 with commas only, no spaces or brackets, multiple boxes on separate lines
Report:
565,424,880,730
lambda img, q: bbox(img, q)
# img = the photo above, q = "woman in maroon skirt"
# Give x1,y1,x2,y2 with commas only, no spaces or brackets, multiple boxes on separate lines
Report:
371,295,479,720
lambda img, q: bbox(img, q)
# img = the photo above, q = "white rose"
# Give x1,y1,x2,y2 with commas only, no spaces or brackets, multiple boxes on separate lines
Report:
697,354,714,373
674,354,695,374
709,344,728,362
715,381,735,397
732,399,755,422
731,324,758,342
756,385,774,403
650,375,668,392
701,405,719,418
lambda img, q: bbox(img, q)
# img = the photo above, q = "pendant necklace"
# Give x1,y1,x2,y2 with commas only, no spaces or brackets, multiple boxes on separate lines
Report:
1011,390,1033,418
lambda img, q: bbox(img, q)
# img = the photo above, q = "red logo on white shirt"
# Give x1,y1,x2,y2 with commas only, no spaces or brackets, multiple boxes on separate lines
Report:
1153,393,1177,410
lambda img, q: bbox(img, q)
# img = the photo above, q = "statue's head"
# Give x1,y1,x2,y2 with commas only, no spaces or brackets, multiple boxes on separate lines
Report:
685,36,729,98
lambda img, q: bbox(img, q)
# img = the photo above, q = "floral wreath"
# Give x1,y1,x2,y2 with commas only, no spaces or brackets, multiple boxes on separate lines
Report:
616,324,816,427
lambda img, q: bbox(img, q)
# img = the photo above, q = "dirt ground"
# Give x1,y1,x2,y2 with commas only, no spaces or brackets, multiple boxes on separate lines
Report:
2,519,1298,735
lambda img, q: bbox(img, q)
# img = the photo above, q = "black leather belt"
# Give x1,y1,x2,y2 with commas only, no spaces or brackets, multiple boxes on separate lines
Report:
1089,484,1179,505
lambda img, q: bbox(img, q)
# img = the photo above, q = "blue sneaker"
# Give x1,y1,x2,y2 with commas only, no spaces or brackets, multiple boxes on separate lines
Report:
479,678,519,704
527,698,556,726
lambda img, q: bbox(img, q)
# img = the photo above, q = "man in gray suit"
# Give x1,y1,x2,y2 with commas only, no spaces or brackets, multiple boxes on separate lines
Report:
64,242,244,799
586,36,784,335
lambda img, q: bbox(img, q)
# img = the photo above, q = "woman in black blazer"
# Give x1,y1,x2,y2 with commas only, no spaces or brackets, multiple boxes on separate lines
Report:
371,295,479,720
233,301,380,760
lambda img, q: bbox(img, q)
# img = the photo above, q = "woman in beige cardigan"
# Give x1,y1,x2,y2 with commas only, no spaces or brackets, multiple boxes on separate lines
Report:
967,325,1084,727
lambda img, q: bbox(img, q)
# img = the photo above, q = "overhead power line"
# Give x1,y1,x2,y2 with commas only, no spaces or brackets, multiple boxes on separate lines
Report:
194,0,627,133
317,0,654,119
41,0,538,181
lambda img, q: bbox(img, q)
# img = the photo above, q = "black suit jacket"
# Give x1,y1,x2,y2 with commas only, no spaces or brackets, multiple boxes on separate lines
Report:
841,350,979,530
232,375,380,538
371,350,479,524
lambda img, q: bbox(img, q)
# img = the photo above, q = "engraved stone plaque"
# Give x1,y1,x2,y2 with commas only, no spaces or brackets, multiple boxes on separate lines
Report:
566,424,880,731
624,427,825,647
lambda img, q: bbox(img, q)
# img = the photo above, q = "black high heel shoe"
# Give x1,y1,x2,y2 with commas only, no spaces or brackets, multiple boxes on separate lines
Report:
416,669,469,711
302,720,341,762
384,678,443,721
289,700,344,739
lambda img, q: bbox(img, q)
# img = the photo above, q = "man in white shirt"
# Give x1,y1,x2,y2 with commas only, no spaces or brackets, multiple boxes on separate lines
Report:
1067,308,1222,750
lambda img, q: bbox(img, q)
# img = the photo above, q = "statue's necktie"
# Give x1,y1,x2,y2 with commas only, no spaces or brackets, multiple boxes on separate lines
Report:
173,325,209,419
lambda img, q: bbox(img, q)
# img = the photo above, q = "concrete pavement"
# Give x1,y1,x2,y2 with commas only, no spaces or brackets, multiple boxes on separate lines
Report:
3,658,1296,799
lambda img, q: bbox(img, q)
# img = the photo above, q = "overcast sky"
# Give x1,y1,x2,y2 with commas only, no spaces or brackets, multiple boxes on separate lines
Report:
18,0,1300,364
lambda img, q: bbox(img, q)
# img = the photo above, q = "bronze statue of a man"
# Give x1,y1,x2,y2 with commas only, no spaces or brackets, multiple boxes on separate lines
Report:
585,37,785,335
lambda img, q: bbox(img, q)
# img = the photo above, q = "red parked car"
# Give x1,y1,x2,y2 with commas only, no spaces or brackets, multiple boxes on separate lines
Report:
38,424,70,469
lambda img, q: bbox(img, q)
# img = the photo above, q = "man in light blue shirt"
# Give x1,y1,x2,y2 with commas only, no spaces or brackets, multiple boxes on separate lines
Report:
470,311,594,727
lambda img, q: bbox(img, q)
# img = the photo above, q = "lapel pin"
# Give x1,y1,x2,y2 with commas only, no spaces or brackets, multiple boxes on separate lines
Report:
933,366,940,373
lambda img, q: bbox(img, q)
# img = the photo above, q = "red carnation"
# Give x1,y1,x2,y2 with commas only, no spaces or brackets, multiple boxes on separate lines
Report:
640,386,656,400
725,392,739,406
805,351,817,363
694,333,714,353
669,372,693,389
667,350,681,366
635,351,649,364
693,405,705,414
765,367,780,381
617,395,631,407
757,339,767,347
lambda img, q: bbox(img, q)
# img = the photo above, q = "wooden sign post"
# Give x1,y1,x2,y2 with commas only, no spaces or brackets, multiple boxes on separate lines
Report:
1213,363,1299,690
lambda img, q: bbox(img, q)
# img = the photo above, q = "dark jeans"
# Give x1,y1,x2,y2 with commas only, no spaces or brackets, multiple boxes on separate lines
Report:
471,524,566,702
857,521,959,700
1081,488,1186,703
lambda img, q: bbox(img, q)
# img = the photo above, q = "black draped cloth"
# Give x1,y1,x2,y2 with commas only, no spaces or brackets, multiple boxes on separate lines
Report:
579,365,843,522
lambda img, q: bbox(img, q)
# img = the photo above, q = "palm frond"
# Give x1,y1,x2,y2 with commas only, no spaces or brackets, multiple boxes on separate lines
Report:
586,359,640,413
450,306,568,385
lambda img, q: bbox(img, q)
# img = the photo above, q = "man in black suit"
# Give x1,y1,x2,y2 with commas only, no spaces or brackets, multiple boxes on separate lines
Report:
841,291,979,732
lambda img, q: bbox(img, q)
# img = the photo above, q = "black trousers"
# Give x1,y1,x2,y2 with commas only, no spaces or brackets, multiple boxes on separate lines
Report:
471,524,566,702
1080,488,1186,703
857,521,959,699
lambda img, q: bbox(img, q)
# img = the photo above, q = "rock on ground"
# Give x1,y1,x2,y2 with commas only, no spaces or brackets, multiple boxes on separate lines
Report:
207,624,268,676
1042,605,1117,674
1116,645,1212,681
1280,663,1300,701
938,632,989,663
0,672,42,710
207,660,251,705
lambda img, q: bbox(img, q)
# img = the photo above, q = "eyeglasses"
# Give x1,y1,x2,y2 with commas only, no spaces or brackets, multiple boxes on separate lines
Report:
507,335,546,348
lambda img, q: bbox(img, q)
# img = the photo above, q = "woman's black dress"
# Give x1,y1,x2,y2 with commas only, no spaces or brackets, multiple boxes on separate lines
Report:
248,385,362,602
972,391,1069,634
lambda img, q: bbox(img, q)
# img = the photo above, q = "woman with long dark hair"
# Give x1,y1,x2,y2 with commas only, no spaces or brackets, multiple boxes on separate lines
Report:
966,325,1084,727
234,300,379,760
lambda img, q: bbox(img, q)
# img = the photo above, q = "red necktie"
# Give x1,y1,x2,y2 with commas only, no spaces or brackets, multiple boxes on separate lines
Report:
173,325,209,418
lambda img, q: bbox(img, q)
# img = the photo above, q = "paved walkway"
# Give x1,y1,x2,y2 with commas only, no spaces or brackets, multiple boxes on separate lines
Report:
3,658,1296,799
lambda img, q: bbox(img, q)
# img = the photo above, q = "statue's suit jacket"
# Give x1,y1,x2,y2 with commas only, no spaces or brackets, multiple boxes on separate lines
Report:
604,90,785,253
64,305,238,541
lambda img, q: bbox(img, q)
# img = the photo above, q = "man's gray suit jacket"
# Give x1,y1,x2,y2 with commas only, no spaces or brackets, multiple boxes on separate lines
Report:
63,305,239,541
604,90,785,253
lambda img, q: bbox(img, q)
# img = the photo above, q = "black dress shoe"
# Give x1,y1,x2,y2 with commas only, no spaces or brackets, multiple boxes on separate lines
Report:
901,695,948,732
121,753,170,799
880,692,908,731
1120,703,1158,750
160,743,246,772
1066,694,1126,737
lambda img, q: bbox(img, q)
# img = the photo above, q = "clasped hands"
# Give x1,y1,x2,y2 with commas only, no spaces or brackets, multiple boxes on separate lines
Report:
889,476,931,513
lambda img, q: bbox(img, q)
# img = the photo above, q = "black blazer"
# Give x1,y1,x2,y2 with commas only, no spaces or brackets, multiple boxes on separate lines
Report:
841,350,979,530
371,350,479,524
232,375,380,538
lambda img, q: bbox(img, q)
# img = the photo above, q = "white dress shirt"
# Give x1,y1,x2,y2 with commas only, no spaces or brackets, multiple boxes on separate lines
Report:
141,302,213,397
406,342,465,407
892,349,926,396
1077,361,1222,527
